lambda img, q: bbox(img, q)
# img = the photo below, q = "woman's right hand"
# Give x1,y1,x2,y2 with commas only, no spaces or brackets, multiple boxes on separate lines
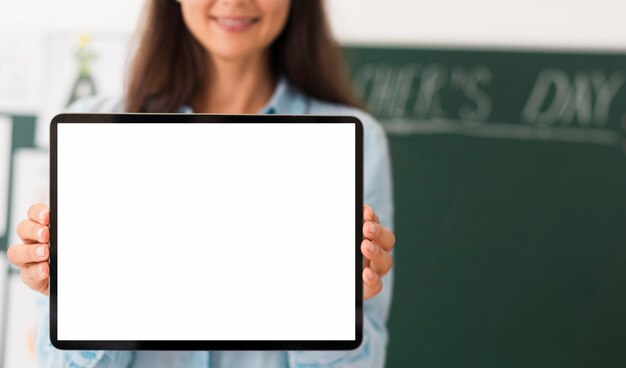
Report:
7,203,50,296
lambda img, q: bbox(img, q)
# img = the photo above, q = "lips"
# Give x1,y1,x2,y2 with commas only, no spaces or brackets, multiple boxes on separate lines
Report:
210,16,260,32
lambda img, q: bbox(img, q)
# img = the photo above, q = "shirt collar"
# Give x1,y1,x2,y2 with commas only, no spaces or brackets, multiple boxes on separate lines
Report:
177,74,308,114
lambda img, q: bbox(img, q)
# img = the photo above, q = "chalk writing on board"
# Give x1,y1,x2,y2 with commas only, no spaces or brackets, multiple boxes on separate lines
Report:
522,69,624,127
353,63,625,147
354,63,493,123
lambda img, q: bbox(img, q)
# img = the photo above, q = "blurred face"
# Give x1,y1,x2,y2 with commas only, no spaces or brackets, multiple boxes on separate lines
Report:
180,0,291,61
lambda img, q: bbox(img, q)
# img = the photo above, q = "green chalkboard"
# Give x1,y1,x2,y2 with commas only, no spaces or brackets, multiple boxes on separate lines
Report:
343,47,626,367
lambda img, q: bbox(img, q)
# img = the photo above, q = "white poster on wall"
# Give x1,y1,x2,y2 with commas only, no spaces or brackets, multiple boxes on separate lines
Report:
0,254,9,358
0,32,45,114
0,116,12,238
36,31,130,148
3,273,40,368
7,149,49,248
4,149,48,368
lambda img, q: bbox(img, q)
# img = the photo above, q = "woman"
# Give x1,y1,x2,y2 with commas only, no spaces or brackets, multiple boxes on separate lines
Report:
8,0,396,367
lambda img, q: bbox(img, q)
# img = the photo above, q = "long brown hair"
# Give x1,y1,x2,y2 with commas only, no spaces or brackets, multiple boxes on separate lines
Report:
125,0,361,113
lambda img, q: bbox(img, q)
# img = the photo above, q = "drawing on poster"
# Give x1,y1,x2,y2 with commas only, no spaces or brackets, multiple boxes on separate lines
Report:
66,35,98,107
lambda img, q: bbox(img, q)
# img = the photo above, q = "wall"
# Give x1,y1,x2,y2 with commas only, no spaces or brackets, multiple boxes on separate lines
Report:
2,0,625,49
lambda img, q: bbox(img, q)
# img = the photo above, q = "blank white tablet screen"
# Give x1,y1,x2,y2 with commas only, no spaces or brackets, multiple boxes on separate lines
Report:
56,122,355,341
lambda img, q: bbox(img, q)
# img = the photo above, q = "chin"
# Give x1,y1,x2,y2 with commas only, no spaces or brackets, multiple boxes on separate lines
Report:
206,44,267,61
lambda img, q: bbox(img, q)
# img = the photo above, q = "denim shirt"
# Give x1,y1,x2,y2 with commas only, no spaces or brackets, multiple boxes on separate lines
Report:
37,76,395,368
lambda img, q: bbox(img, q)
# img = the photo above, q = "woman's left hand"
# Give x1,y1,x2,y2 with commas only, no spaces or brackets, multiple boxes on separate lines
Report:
362,205,396,301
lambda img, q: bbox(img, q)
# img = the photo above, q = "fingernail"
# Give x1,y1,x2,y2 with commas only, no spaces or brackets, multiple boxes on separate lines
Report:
366,240,375,253
368,222,377,234
36,227,45,240
38,264,45,274
366,268,375,280
36,246,45,257
39,210,46,221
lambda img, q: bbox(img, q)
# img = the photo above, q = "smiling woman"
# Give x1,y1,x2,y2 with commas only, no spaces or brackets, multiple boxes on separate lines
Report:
7,0,397,367
126,0,360,114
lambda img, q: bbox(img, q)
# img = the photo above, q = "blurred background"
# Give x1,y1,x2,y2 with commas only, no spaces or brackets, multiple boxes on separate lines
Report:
1,0,625,367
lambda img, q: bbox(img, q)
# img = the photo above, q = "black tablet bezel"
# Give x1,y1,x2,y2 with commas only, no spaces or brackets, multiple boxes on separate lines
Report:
49,113,364,351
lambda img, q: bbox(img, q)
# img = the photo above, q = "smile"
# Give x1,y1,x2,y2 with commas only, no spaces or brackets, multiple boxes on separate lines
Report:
210,16,260,32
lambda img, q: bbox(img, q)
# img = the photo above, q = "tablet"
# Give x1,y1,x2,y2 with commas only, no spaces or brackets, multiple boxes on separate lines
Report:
49,113,363,350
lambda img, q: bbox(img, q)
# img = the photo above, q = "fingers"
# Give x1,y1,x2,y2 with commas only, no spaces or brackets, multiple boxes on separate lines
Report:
20,262,50,296
362,206,394,301
9,204,52,297
361,239,392,276
363,267,382,301
28,203,49,226
17,219,49,245
7,243,49,267
362,220,395,252
363,205,379,223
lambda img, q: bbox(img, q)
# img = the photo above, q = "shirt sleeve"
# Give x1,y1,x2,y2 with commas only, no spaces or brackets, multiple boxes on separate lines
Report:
35,295,135,368
287,112,395,368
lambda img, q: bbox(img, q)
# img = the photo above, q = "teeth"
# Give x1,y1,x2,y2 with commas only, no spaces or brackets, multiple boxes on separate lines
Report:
217,18,255,26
